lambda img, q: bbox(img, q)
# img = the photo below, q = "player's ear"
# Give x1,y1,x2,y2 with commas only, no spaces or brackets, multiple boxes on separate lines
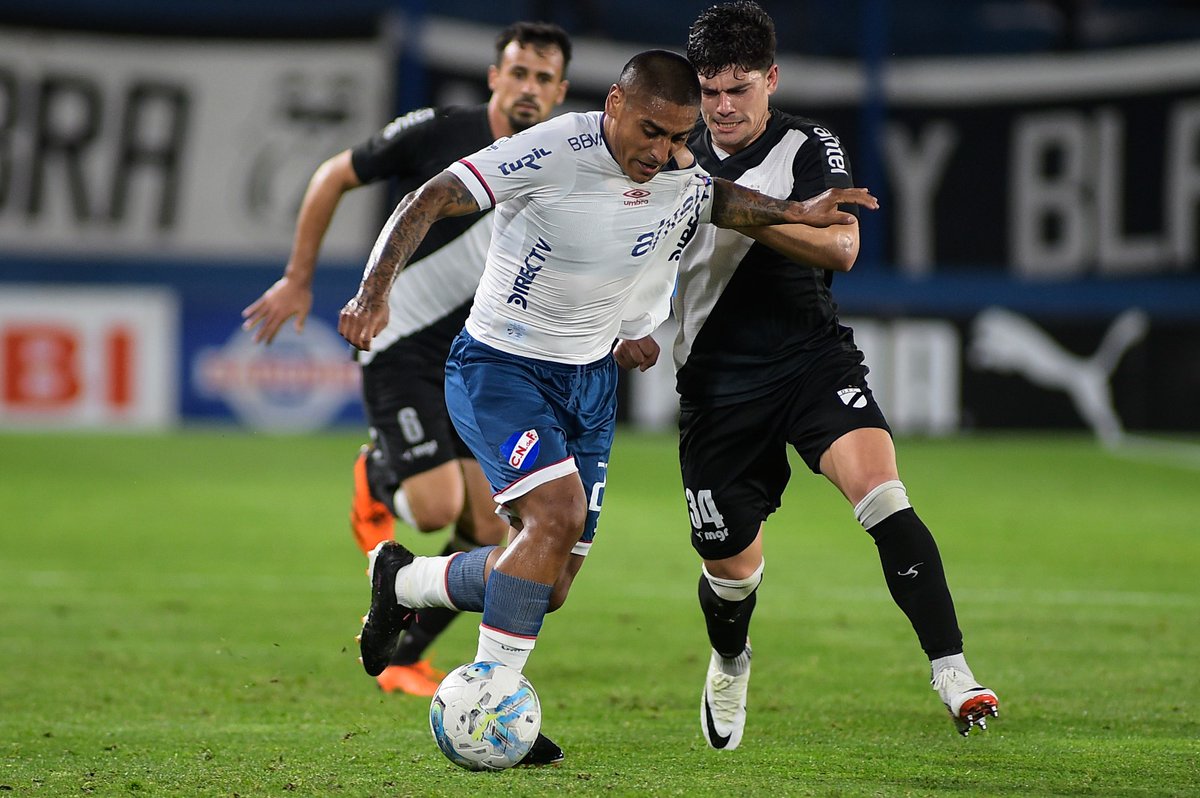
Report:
487,64,500,92
604,84,623,114
554,79,569,107
765,63,779,96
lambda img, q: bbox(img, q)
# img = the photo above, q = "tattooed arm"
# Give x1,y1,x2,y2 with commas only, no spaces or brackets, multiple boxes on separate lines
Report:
710,178,877,230
338,171,480,350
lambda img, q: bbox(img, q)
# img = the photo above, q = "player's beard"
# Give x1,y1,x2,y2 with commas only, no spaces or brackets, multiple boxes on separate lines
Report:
507,99,542,133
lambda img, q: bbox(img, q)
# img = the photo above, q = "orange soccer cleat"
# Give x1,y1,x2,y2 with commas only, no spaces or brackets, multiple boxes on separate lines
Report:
375,659,447,696
350,445,395,554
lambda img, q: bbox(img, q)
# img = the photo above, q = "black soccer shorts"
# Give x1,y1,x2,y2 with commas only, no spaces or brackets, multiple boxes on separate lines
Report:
361,334,474,484
677,347,891,561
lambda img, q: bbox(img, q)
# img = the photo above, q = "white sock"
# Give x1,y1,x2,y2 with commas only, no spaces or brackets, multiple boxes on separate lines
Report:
392,487,416,527
717,646,751,677
394,555,453,608
930,652,972,681
475,625,536,671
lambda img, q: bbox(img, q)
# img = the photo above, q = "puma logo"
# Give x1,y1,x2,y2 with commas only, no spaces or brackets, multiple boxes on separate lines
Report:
969,307,1147,447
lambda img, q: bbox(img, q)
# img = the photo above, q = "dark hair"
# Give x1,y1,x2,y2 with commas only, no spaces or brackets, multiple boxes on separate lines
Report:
687,1,776,79
495,21,573,77
617,49,701,107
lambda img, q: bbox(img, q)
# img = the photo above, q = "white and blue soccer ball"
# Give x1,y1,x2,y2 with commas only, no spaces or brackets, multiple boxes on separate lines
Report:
429,661,542,771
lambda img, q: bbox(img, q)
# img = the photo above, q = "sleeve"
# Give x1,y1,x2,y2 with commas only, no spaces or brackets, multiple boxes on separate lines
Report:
349,107,438,184
446,120,569,212
792,122,856,209
694,173,714,225
619,172,713,338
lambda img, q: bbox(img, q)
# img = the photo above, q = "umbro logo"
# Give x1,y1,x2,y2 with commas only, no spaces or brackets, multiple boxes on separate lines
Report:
622,187,650,207
837,387,867,409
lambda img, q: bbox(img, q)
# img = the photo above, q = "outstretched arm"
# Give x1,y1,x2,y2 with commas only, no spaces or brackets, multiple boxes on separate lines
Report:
736,219,861,273
242,149,362,343
338,170,480,350
710,178,877,229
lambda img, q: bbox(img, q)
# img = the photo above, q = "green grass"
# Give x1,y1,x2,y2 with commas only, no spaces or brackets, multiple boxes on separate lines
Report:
1,430,1198,796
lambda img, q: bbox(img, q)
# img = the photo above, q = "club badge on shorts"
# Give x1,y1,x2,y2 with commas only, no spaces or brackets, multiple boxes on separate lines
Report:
501,429,541,470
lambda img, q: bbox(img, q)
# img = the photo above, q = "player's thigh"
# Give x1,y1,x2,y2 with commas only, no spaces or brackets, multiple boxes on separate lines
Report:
551,358,618,557
786,345,892,479
678,397,790,561
444,332,578,502
818,427,899,506
458,457,509,546
361,343,461,486
399,460,466,530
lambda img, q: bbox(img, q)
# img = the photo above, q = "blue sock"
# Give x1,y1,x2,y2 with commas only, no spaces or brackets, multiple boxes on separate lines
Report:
445,546,494,612
481,570,552,637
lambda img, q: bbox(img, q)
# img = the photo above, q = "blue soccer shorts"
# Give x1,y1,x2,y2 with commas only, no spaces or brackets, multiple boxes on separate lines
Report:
444,330,617,556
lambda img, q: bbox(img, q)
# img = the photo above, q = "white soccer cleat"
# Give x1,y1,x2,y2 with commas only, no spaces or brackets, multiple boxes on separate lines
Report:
700,647,750,750
932,666,999,736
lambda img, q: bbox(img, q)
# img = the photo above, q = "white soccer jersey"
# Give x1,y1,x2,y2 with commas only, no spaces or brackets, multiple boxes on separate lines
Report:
448,111,713,364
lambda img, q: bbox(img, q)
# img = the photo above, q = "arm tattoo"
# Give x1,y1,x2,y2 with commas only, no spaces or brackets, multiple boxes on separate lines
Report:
710,177,799,228
357,172,480,311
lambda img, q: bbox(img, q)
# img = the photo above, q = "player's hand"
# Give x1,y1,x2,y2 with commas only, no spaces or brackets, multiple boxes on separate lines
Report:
338,295,389,351
613,335,660,372
241,276,313,344
794,187,879,227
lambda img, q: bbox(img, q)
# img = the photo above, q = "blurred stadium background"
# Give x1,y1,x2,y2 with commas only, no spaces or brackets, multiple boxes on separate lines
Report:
3,4,1199,793
1,0,1199,442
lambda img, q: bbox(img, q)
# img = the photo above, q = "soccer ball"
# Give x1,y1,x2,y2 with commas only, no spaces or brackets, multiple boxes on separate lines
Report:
429,661,542,771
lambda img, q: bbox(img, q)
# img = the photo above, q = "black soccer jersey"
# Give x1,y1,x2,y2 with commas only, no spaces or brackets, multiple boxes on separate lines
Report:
673,108,860,406
350,104,497,361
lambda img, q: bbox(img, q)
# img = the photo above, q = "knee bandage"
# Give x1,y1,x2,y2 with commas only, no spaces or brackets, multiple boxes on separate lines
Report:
701,560,764,602
853,480,911,530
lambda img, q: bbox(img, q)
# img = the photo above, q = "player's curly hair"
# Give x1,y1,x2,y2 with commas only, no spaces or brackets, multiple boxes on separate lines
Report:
496,21,573,77
687,1,776,79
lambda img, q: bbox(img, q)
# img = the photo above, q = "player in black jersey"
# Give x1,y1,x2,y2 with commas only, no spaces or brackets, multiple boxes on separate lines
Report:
615,1,998,745
241,22,571,707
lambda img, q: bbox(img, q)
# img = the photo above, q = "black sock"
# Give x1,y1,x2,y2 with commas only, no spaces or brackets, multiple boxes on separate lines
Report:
698,574,756,659
390,540,464,666
390,606,460,665
868,507,963,659
365,447,399,513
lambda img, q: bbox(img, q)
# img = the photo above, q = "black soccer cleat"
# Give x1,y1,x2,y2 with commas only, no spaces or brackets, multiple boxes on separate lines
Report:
359,541,416,677
516,732,564,767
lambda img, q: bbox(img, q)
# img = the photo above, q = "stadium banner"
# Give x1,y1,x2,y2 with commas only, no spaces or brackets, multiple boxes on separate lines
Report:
0,285,178,428
623,308,1199,437
0,26,388,261
419,19,1200,287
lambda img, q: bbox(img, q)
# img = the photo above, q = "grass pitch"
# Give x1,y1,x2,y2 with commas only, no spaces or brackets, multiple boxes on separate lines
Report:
1,430,1197,796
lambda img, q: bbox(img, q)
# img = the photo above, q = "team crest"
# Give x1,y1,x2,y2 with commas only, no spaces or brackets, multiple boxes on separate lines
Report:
502,429,541,469
837,387,867,409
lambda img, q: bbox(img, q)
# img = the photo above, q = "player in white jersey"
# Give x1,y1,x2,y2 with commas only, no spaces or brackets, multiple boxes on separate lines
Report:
339,49,877,762
241,23,571,702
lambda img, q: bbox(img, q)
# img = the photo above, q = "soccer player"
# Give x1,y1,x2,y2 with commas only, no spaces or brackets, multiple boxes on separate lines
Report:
241,22,572,697
339,49,878,763
616,1,999,747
